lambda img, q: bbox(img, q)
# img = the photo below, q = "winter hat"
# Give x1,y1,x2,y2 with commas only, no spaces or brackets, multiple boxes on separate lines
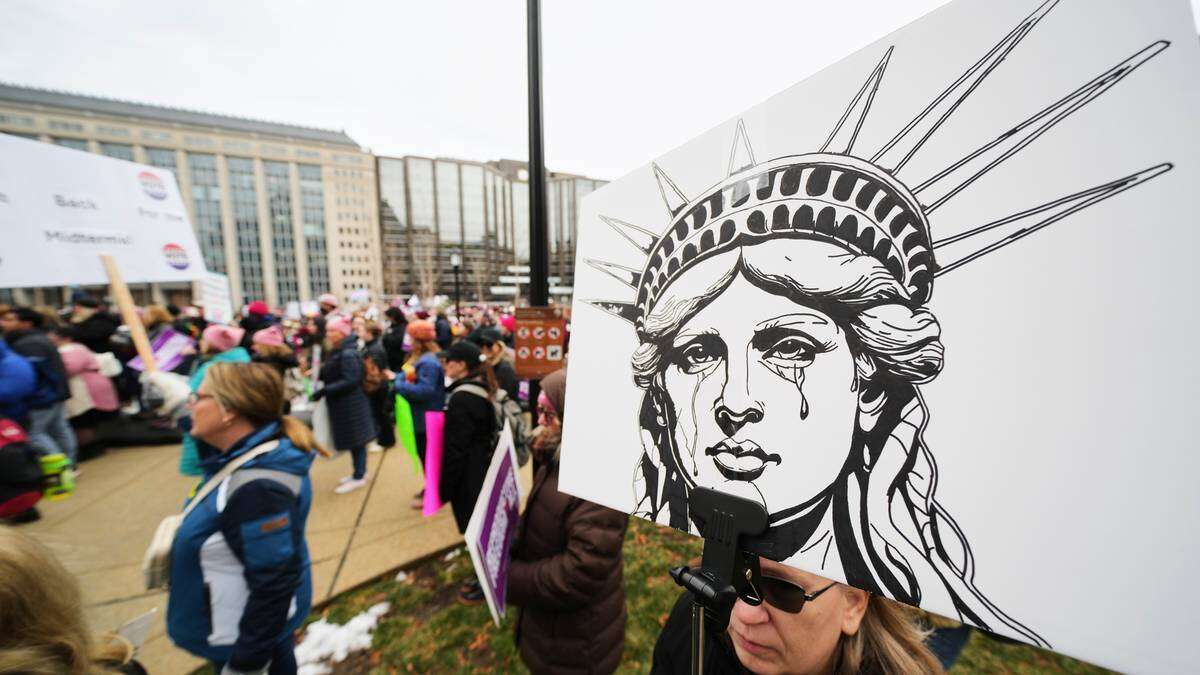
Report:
499,314,516,334
325,316,352,338
406,320,436,342
318,293,339,308
415,310,430,320
252,324,285,347
442,339,485,366
246,300,269,316
201,324,245,353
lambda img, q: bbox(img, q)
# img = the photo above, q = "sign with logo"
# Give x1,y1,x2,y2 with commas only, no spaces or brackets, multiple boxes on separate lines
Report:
559,0,1200,672
0,134,204,287
465,423,522,626
513,306,567,379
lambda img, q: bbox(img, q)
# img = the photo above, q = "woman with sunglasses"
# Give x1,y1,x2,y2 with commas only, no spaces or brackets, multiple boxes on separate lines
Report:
652,556,943,674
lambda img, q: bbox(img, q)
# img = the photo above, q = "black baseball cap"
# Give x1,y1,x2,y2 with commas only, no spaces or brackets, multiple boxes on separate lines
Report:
441,339,485,365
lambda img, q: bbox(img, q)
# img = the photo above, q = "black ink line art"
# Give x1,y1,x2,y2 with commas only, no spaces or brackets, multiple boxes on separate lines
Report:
585,0,1174,648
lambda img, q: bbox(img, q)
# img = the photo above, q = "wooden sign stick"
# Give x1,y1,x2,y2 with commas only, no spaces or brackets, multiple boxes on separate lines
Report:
100,254,157,373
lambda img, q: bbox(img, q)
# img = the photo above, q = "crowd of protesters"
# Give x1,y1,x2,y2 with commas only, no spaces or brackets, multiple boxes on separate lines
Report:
0,287,962,675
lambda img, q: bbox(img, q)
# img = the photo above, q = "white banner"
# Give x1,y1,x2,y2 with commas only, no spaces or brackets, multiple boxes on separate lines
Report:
199,272,233,325
560,0,1200,672
0,134,206,287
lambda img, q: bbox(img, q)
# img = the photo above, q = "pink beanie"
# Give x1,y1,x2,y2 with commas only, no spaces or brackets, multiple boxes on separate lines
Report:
252,324,285,347
318,293,339,307
499,314,516,333
325,316,352,338
202,324,245,353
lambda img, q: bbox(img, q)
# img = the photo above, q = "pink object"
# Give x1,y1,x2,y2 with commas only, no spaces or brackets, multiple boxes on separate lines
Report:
246,300,269,316
318,293,339,308
252,325,285,347
325,316,352,338
499,314,516,333
201,324,245,353
422,410,445,516
58,344,119,412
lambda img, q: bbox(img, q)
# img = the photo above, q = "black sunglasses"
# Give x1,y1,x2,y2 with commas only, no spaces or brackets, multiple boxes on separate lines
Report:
743,573,838,614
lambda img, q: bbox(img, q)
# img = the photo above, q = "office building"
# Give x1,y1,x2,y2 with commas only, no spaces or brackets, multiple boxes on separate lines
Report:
0,82,381,308
377,155,606,301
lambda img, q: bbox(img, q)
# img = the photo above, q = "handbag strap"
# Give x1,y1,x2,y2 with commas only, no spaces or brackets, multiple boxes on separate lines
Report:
181,440,280,518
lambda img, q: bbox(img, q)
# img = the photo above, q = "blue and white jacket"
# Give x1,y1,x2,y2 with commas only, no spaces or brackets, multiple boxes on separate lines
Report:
166,421,314,671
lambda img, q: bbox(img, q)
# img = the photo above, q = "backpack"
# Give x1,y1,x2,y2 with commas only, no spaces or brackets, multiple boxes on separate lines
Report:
455,383,532,466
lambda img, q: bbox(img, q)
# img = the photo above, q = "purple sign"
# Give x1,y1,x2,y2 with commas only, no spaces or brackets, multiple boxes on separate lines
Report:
128,327,193,372
465,424,522,625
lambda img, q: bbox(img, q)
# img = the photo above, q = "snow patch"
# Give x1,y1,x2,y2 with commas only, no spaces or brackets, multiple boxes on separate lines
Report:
442,548,463,562
394,570,409,582
296,602,390,675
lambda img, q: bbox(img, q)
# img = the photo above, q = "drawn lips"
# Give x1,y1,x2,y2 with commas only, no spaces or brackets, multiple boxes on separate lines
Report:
704,439,781,481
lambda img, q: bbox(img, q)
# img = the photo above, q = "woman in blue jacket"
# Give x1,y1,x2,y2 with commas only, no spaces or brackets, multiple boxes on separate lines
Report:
391,319,444,508
167,362,328,675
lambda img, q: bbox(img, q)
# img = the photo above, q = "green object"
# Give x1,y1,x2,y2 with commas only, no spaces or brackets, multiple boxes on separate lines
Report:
39,453,74,500
394,394,423,479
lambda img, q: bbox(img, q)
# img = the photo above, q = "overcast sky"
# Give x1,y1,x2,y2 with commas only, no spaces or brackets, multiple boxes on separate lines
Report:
1,0,1197,180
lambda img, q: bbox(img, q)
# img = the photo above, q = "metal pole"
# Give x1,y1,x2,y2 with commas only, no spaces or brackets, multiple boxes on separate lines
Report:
454,264,461,317
526,0,549,307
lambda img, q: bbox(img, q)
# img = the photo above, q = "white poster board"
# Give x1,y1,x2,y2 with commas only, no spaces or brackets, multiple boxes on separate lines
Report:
199,272,233,325
0,134,205,287
559,0,1200,672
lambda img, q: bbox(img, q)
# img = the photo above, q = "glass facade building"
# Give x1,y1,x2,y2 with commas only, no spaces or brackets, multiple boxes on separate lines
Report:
376,155,605,301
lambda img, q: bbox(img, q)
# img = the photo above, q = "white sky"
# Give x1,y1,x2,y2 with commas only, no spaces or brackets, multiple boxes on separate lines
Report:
1,0,1197,180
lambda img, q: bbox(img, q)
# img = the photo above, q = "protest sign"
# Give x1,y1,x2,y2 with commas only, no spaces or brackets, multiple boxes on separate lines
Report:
465,423,521,626
422,411,445,517
127,327,193,372
199,272,234,325
513,307,567,379
393,395,423,478
560,0,1200,671
0,134,205,287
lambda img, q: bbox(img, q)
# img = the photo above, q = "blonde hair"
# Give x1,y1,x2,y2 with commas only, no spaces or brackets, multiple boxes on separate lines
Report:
205,362,331,457
0,527,109,674
141,305,173,329
836,595,944,675
253,343,293,361
404,339,440,367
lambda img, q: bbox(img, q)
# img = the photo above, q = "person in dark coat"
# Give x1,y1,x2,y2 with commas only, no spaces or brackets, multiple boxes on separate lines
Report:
238,301,274,351
434,310,452,349
353,316,394,450
69,298,120,356
382,307,408,372
507,369,630,674
311,316,376,494
439,339,497,535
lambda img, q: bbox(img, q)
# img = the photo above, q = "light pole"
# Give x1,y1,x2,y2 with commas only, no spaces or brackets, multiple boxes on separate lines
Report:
450,252,462,317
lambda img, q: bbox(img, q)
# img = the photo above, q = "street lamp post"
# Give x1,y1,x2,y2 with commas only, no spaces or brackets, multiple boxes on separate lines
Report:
450,252,462,317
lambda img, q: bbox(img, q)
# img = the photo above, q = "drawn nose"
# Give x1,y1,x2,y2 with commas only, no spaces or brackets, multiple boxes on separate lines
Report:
715,404,763,437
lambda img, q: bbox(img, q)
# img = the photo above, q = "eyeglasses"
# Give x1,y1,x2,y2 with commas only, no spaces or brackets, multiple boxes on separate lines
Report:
743,574,838,614
186,392,215,406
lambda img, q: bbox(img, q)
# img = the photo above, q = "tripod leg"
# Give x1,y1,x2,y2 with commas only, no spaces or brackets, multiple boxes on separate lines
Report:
692,603,705,675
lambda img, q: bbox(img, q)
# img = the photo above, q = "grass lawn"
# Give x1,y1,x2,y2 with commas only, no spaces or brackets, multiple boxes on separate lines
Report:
232,518,1112,674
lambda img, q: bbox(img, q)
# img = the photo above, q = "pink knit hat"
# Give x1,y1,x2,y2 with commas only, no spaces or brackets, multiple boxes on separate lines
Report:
325,316,353,338
201,324,245,353
252,324,285,347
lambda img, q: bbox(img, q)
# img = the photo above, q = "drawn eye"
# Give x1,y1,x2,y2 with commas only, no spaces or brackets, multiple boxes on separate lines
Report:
763,336,817,366
674,335,726,374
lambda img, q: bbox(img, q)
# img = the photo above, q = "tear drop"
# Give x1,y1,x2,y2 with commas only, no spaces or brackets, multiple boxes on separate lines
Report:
850,377,858,392
800,395,809,421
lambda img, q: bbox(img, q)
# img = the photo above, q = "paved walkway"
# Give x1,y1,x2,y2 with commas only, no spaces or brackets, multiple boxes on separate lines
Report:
24,442,466,674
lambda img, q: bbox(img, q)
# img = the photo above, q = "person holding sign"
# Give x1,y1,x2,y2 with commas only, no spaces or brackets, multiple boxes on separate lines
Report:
507,370,630,674
391,320,444,508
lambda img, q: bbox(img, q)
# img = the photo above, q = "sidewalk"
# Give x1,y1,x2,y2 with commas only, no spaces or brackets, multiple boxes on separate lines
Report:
23,442,463,674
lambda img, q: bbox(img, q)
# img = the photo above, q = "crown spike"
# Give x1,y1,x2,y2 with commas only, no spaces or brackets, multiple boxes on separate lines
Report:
820,46,893,155
934,162,1172,275
870,0,1060,173
586,300,639,325
599,215,656,254
916,41,1169,213
586,258,641,289
652,163,689,217
727,119,757,176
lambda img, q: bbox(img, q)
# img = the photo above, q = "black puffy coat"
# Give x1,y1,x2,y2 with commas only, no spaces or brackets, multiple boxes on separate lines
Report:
318,335,377,450
439,377,495,533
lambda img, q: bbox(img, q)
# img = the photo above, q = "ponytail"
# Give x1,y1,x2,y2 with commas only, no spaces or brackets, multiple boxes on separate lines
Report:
468,360,498,398
282,415,332,457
